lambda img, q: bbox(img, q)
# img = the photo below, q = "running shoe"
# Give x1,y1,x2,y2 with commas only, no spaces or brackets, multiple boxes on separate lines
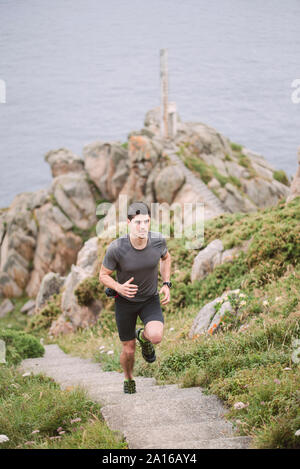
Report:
135,327,156,363
123,379,136,394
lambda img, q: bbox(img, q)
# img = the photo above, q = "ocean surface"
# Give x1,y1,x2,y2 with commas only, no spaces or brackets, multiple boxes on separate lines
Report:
0,0,299,208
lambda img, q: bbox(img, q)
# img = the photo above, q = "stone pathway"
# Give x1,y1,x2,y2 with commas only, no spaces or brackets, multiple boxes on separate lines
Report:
19,344,252,449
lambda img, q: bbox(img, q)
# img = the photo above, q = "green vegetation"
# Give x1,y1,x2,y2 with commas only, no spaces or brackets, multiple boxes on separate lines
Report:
0,366,127,449
273,170,290,186
26,294,62,334
176,141,257,194
230,142,243,152
0,328,44,365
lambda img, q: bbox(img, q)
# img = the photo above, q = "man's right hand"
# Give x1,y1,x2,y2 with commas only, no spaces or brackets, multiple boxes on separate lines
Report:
116,277,138,298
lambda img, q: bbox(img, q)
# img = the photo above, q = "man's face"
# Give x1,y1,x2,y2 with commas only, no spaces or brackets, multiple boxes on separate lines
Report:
128,214,151,239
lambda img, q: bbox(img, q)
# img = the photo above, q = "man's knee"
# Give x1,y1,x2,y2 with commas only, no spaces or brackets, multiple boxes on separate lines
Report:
121,339,136,357
144,322,164,344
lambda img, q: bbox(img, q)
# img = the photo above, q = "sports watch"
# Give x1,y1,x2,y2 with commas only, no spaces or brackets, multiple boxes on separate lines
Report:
163,281,172,288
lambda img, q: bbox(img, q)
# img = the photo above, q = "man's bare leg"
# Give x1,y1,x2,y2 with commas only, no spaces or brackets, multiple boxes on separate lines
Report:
120,339,136,380
142,320,164,345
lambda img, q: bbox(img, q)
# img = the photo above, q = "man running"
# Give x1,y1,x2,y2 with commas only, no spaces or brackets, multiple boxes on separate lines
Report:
99,201,172,394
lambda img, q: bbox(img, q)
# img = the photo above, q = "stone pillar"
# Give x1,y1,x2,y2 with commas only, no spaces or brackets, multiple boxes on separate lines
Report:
160,49,168,139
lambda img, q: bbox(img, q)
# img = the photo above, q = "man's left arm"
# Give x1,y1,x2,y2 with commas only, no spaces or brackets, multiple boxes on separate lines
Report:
159,251,171,305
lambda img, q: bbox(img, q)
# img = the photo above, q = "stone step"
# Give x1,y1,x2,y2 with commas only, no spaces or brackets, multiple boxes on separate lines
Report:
100,392,229,432
18,344,253,449
123,421,235,449
142,436,252,449
87,384,226,410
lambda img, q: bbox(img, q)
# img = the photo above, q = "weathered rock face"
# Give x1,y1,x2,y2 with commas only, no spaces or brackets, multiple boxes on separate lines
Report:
61,264,102,329
45,148,84,177
189,289,240,338
287,147,300,204
191,239,250,283
173,121,290,212
20,299,36,315
0,190,48,297
83,142,129,201
35,272,66,311
51,173,97,230
26,202,82,298
124,134,166,206
154,165,186,205
0,298,14,318
34,237,101,336
76,236,99,276
0,145,99,298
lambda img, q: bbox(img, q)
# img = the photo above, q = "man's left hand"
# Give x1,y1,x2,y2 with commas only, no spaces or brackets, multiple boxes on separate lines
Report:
159,285,170,305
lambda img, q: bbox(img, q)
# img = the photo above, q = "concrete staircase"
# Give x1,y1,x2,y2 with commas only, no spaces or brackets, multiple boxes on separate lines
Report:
163,141,227,220
19,344,252,449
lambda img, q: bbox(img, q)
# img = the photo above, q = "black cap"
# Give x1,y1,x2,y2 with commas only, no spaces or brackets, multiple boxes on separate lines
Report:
127,201,150,217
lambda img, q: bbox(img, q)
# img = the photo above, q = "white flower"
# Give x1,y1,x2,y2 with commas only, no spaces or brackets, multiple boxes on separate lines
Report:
295,429,300,436
0,435,9,443
240,300,247,306
22,372,31,377
234,402,249,410
31,430,40,434
99,345,105,350
284,367,292,371
100,350,105,354
107,350,114,355
169,327,174,331
239,293,246,298
263,300,269,306
275,297,281,302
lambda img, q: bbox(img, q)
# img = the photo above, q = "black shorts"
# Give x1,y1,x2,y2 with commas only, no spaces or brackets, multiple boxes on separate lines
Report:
114,293,164,342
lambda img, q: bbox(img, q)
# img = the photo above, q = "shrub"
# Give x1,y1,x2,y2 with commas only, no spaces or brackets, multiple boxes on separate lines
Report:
0,329,44,365
26,294,62,333
273,170,289,186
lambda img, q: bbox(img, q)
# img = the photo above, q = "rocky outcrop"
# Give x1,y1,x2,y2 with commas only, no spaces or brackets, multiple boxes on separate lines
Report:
46,236,102,336
172,121,290,213
191,239,250,282
76,237,99,275
189,289,240,338
51,173,97,230
0,190,47,297
0,298,14,318
286,147,300,204
35,272,66,311
0,107,291,301
20,299,36,315
154,165,186,205
83,142,129,201
25,202,82,298
45,148,84,177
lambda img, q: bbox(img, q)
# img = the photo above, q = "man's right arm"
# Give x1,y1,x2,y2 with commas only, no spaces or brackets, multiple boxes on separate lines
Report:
99,264,121,292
